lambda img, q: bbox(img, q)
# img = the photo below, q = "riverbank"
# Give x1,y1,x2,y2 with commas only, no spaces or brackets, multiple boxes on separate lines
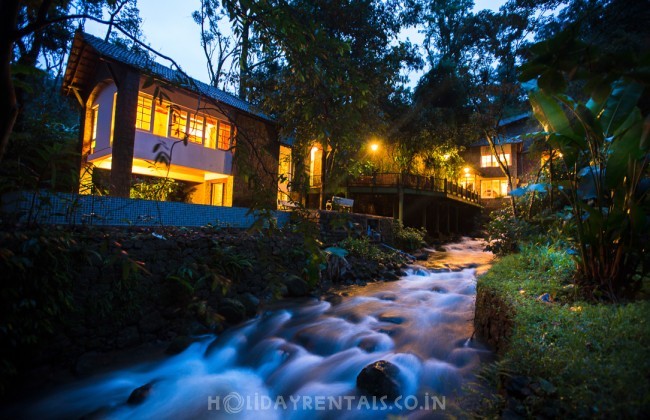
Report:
4,237,491,419
0,224,411,401
474,244,650,418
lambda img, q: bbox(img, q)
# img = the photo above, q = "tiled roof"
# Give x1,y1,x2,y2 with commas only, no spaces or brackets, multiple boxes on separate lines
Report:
470,136,523,147
497,112,532,127
470,112,534,147
81,32,274,122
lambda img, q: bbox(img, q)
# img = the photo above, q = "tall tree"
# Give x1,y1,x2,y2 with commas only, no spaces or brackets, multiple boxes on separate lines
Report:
250,0,418,208
0,0,143,162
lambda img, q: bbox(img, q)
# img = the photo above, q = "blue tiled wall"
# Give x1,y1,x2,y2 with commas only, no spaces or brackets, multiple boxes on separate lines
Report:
1,191,290,228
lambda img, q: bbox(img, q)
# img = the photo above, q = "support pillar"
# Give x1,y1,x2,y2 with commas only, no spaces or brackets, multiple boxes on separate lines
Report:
446,204,451,234
435,202,440,233
109,67,140,197
398,187,404,223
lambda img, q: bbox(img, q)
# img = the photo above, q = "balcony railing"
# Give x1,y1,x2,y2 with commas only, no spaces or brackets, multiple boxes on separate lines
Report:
347,173,480,203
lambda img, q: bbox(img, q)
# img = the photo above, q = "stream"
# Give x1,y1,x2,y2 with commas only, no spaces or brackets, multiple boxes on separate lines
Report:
13,237,494,419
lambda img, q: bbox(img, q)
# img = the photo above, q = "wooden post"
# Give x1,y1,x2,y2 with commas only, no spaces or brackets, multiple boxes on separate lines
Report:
398,173,404,223
446,203,451,235
110,67,140,197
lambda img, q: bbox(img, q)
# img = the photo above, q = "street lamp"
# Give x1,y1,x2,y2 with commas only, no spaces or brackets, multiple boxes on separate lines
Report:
370,142,379,153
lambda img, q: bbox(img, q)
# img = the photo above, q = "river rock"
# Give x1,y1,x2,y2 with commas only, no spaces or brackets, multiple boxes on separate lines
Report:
165,336,193,355
127,383,153,405
283,275,310,297
239,292,260,316
356,360,401,401
217,298,246,324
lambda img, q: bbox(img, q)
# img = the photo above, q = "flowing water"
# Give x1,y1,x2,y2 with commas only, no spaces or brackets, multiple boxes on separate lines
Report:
13,237,494,419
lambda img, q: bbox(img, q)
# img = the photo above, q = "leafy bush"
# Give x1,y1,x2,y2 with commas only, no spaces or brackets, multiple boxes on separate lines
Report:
520,32,649,298
392,220,426,251
484,207,533,256
340,236,383,261
130,176,193,202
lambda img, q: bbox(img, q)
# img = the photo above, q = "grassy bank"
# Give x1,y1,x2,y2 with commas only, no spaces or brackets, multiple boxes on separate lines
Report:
476,245,650,418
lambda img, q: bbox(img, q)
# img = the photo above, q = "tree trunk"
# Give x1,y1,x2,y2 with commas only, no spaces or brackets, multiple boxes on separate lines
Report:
0,0,20,163
238,6,251,100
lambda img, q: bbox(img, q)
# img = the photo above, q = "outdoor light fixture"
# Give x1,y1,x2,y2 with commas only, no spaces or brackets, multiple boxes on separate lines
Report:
464,167,470,174
370,143,379,152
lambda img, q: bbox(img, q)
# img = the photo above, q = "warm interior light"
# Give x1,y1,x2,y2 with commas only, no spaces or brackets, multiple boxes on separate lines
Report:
463,167,470,174
370,143,379,152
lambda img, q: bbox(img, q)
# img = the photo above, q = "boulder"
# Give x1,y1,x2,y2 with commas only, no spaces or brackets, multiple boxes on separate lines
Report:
356,360,401,401
239,292,260,316
217,298,246,324
283,275,310,297
165,336,193,355
127,383,153,405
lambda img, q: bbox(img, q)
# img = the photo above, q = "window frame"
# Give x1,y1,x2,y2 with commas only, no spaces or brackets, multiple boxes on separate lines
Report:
135,94,153,131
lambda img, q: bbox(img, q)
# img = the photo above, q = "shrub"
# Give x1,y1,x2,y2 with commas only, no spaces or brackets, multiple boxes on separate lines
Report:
484,207,533,256
130,176,193,202
340,236,383,261
392,220,426,252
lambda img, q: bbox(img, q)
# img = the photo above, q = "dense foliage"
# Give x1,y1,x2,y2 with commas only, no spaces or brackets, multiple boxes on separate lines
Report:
513,30,649,299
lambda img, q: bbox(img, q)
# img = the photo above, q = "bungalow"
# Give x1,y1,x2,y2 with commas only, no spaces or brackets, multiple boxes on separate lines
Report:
62,31,286,208
459,113,540,209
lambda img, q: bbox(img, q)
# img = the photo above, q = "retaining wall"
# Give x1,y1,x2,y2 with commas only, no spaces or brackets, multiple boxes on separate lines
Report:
0,190,290,228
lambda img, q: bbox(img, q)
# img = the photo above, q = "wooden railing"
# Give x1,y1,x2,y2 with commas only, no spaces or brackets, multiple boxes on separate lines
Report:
347,173,480,204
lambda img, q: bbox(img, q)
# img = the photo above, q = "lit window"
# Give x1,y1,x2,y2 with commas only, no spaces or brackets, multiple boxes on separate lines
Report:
480,153,511,167
170,109,188,139
205,118,217,149
188,114,204,144
481,179,509,198
279,145,292,183
153,101,169,137
218,122,232,150
135,94,152,130
110,93,116,146
90,105,98,153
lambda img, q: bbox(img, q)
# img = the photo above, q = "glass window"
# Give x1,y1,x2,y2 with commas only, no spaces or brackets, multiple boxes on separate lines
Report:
135,94,152,131
218,122,232,150
110,93,117,146
500,180,509,196
481,179,509,198
205,118,217,149
153,101,169,137
480,153,511,168
188,114,204,144
170,108,188,139
90,105,98,153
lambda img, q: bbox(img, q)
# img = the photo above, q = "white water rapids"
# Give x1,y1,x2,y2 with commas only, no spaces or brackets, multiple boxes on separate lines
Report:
14,237,494,419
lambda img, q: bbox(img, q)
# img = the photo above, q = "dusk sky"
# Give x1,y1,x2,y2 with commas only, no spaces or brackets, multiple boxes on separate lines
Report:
84,0,507,91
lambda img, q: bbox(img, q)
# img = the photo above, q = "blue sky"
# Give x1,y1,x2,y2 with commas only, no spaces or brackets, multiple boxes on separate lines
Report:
85,0,507,90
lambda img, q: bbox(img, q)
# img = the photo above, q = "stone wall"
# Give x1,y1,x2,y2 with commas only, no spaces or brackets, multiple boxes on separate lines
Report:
474,283,515,355
231,113,280,209
317,211,395,245
0,227,311,395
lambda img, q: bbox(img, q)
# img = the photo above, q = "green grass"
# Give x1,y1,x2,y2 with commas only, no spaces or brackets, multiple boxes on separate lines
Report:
478,245,650,418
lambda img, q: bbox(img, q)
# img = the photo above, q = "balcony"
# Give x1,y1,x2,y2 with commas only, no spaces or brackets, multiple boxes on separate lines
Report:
310,173,480,205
